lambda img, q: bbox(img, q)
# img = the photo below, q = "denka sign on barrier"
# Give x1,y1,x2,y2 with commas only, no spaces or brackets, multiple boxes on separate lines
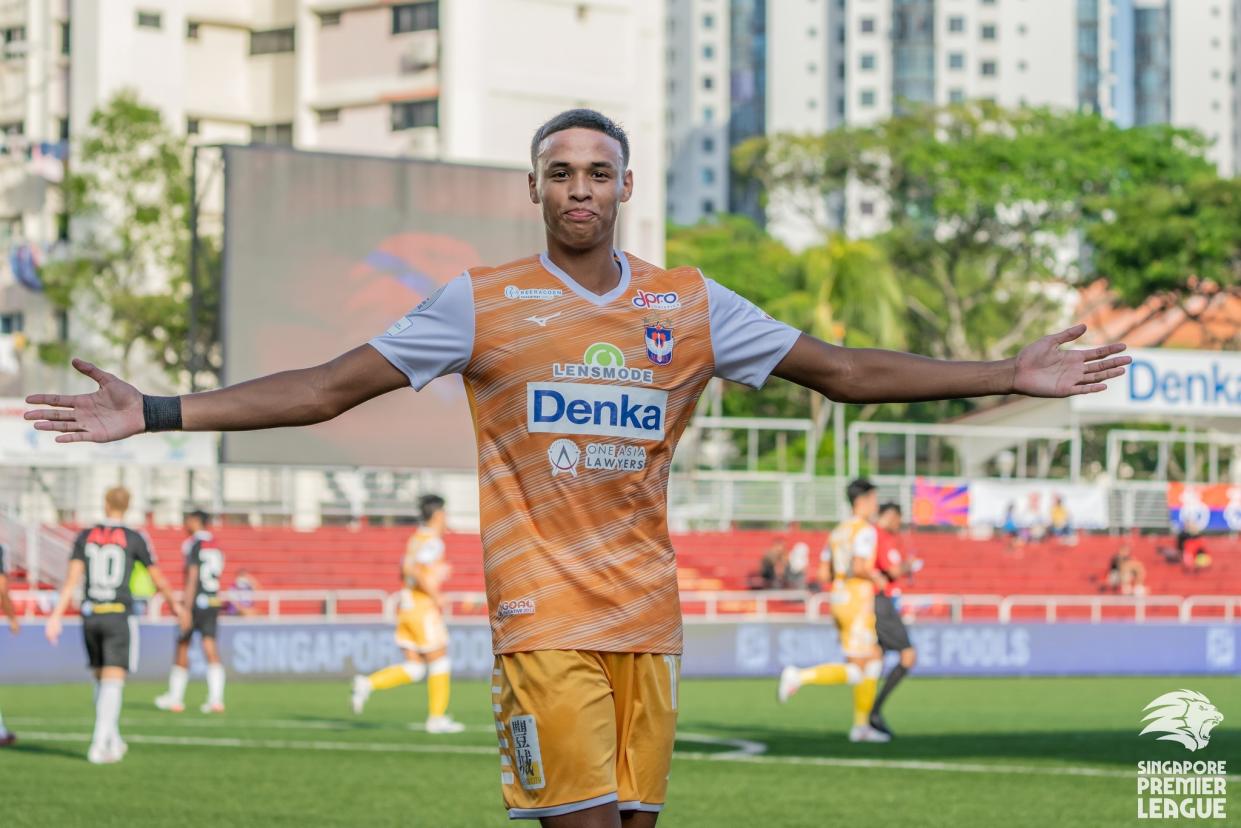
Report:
1,620,1236,682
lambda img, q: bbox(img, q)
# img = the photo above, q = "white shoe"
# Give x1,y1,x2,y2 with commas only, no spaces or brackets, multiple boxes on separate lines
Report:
425,715,465,734
154,694,184,713
351,675,371,715
778,665,802,703
87,742,123,764
200,702,225,714
849,725,892,743
111,736,128,758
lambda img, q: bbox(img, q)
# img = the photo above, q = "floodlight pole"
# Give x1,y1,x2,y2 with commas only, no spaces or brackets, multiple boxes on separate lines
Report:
188,143,200,393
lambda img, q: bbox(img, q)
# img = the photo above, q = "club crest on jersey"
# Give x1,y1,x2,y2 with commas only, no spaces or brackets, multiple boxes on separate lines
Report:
644,319,675,366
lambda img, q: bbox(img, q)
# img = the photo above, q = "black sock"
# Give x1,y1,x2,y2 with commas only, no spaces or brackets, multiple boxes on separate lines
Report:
871,664,909,716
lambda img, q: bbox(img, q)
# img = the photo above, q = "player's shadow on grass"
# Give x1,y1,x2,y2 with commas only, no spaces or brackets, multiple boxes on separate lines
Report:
7,742,85,761
689,724,1238,767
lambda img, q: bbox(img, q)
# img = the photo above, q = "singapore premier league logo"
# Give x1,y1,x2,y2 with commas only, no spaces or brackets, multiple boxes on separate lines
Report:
1141,690,1224,752
1136,690,1228,820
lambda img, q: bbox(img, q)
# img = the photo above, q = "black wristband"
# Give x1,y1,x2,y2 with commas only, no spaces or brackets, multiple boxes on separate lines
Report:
142,395,183,432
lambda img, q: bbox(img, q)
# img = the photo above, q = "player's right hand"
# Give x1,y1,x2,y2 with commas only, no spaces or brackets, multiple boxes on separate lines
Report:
24,358,145,444
7,617,18,634
45,615,61,644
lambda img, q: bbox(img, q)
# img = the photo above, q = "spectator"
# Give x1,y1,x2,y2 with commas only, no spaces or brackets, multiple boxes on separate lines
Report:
1000,503,1020,540
1106,544,1147,595
1021,492,1048,542
1000,503,1024,552
1049,495,1074,542
785,542,809,590
752,539,788,589
1176,518,1210,572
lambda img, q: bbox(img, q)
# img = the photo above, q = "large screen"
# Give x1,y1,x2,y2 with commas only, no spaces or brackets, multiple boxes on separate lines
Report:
221,146,545,468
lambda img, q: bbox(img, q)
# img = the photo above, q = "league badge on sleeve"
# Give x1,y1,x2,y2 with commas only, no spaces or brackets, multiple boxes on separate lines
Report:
644,319,675,366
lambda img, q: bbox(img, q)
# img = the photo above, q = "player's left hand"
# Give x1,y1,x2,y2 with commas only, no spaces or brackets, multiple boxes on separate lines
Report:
45,615,61,644
1012,325,1130,398
7,617,18,634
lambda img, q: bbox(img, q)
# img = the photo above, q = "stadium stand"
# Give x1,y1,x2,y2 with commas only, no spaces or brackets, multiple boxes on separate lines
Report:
5,525,1231,622
100,525,1240,599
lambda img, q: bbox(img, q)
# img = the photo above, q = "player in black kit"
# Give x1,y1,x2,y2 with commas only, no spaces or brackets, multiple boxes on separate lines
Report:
156,509,227,713
0,540,20,746
46,486,184,763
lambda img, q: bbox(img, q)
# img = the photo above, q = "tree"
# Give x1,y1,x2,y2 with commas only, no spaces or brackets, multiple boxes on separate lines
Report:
1086,175,1241,346
40,90,219,389
736,103,1216,362
667,218,908,472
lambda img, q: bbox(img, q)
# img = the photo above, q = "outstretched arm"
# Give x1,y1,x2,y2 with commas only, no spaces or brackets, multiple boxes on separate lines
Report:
772,324,1129,403
25,345,408,443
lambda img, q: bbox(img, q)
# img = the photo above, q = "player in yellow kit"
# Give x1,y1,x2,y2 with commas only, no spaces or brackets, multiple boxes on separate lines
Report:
26,108,1130,825
778,478,888,742
351,494,463,733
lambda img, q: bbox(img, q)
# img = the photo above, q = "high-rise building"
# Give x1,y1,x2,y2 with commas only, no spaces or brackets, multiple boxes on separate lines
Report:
0,0,666,393
665,0,730,225
667,0,1241,245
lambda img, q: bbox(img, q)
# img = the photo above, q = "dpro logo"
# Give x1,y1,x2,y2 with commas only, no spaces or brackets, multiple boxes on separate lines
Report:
527,382,667,441
632,290,682,310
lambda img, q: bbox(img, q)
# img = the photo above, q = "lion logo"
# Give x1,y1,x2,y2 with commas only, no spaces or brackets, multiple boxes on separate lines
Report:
1140,690,1224,752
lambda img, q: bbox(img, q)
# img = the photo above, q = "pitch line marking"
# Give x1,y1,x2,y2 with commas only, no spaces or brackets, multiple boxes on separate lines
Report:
25,730,1236,782
9,716,495,734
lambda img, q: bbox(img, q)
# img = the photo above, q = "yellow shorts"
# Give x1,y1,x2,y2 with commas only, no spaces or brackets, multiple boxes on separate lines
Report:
831,578,878,659
491,650,680,821
394,590,448,654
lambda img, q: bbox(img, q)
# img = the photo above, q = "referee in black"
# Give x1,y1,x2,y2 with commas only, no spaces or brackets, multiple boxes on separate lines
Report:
869,502,918,738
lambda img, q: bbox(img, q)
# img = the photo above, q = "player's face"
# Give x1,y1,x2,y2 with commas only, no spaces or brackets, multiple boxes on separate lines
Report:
856,491,879,520
879,509,901,531
529,128,633,252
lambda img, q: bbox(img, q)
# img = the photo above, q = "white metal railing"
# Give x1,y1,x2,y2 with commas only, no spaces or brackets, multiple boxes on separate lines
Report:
1179,596,1241,623
12,589,391,621
4,463,1236,530
997,594,1196,624
7,588,1238,624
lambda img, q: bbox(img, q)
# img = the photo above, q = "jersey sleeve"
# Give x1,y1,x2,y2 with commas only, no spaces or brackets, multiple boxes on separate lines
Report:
368,272,476,391
134,530,156,568
852,526,878,562
185,539,201,568
704,276,801,389
71,529,88,562
413,537,446,565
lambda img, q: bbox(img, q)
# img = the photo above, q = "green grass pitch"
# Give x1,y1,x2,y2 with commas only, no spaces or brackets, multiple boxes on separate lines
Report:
1,676,1236,827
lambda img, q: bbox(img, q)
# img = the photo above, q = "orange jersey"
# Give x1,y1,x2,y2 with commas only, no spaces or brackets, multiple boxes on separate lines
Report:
371,250,799,654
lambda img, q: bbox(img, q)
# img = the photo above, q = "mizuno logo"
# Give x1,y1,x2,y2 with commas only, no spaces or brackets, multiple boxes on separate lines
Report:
525,312,562,327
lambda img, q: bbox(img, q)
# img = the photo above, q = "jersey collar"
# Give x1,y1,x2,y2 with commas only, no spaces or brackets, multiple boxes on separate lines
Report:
538,249,631,307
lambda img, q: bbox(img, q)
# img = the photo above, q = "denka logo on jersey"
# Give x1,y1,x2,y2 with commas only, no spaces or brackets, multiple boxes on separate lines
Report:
632,289,682,310
527,381,667,441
